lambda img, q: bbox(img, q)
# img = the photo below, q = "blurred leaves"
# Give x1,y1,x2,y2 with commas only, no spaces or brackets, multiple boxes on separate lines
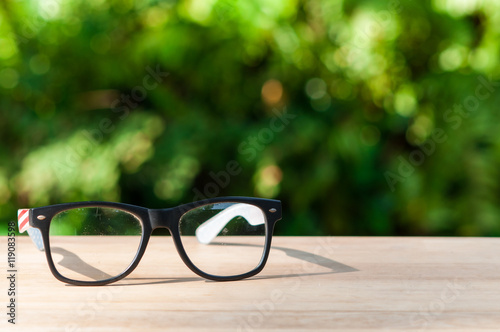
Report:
1,0,500,236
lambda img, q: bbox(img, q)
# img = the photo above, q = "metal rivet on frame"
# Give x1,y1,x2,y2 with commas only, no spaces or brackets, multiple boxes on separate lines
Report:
269,208,277,213
37,215,46,220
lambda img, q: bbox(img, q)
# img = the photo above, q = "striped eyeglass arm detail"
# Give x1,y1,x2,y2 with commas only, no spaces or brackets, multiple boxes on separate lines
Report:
17,209,44,251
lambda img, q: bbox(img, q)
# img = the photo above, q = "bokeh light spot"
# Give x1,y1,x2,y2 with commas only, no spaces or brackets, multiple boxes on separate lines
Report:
432,0,481,17
0,38,17,60
185,0,216,23
29,54,51,75
439,44,467,71
262,79,283,105
305,78,327,99
394,85,417,117
39,0,61,21
143,7,169,28
255,164,283,198
468,47,494,71
406,114,433,145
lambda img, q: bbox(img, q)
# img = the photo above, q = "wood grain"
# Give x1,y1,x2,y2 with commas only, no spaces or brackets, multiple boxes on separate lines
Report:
2,236,499,331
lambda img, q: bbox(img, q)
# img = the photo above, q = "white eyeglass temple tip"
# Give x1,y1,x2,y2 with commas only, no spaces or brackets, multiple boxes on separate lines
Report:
195,203,265,245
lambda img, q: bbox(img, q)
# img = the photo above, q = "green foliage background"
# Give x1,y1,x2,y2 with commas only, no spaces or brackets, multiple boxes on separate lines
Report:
1,0,500,236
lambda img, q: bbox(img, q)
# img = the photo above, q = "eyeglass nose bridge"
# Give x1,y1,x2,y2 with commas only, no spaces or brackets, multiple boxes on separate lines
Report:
148,208,177,231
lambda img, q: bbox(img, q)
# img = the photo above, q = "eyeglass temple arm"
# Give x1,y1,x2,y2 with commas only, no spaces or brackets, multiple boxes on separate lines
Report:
18,209,44,251
195,203,265,245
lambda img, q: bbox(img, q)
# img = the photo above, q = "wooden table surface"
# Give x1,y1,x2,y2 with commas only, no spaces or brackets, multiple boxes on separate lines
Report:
3,236,500,331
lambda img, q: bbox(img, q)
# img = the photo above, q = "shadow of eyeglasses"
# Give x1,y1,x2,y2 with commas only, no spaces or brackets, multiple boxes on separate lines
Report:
51,247,113,281
209,241,358,281
53,239,358,286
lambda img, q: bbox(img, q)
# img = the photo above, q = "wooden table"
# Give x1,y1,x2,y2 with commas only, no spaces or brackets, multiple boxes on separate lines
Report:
3,236,500,331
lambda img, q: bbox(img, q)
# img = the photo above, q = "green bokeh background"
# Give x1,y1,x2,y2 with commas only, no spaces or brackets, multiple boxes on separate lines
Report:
1,0,500,236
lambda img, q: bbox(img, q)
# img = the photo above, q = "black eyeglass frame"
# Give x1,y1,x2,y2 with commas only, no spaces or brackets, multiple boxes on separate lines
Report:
27,197,282,286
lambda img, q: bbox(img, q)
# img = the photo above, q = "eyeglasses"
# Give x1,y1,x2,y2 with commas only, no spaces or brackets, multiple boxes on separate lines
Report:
18,197,282,286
